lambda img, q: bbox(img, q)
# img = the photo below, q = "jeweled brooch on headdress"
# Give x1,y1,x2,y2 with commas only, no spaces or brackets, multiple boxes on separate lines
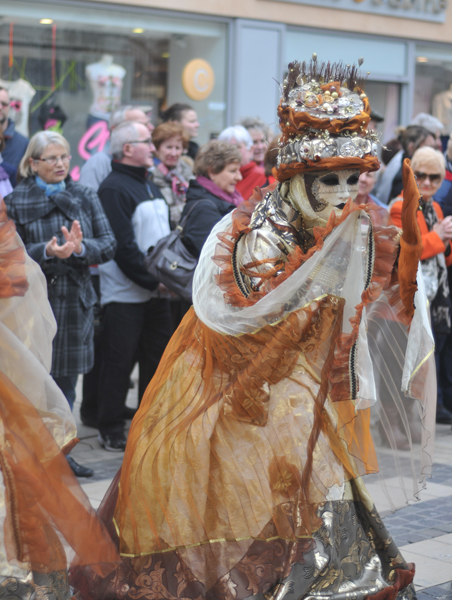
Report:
275,55,381,181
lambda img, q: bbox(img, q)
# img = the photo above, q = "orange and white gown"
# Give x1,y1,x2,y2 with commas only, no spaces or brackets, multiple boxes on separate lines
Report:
75,163,435,600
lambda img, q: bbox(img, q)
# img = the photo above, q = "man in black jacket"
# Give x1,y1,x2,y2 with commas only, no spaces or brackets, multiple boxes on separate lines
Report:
97,121,172,451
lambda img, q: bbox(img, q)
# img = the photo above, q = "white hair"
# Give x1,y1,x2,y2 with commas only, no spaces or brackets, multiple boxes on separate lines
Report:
410,113,444,135
218,125,253,149
19,131,70,179
110,121,140,160
109,105,134,130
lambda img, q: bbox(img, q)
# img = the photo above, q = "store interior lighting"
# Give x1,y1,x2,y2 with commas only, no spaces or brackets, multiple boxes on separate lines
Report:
132,28,144,33
39,18,53,24
417,57,429,62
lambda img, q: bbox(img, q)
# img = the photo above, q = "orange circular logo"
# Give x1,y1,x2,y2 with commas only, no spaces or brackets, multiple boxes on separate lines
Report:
182,59,215,101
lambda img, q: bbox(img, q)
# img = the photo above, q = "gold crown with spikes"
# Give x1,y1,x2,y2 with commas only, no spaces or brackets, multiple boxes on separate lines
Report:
275,55,381,182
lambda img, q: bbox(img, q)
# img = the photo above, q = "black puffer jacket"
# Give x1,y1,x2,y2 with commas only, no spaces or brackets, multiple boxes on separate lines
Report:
181,179,235,258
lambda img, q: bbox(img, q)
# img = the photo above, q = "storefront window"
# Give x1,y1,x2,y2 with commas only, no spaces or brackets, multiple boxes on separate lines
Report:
414,44,452,138
1,0,228,177
285,29,406,146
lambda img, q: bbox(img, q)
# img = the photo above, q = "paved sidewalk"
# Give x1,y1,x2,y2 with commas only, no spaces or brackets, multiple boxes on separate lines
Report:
71,376,452,599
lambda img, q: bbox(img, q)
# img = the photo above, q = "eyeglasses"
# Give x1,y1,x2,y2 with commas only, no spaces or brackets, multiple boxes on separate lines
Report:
126,138,153,146
35,154,71,166
414,171,442,184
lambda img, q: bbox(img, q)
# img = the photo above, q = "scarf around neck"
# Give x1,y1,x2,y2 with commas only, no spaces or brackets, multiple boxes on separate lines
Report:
35,175,66,197
196,175,243,207
155,159,188,201
421,198,451,334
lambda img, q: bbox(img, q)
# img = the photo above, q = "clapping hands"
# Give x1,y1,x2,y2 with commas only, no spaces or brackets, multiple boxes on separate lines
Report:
433,216,452,243
46,220,84,258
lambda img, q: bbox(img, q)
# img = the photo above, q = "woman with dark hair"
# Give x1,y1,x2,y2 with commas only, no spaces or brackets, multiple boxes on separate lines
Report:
152,122,193,228
375,124,436,204
161,103,200,160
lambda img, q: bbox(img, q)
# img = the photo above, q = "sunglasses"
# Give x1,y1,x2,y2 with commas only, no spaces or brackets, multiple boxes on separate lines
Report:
414,171,442,183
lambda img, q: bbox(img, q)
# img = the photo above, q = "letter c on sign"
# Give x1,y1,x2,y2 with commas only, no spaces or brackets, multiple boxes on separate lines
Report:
182,59,215,101
194,69,209,93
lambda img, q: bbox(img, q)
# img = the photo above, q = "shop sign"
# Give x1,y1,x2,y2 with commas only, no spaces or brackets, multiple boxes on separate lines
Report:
267,0,447,22
182,59,215,101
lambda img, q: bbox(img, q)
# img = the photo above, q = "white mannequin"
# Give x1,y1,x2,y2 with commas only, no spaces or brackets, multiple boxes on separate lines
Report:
0,78,36,137
86,55,126,119
432,84,452,135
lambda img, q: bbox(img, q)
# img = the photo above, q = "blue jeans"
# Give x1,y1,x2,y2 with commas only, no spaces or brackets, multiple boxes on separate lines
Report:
53,375,78,410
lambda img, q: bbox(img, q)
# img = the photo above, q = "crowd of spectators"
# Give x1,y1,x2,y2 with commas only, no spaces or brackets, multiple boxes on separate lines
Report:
2,87,452,474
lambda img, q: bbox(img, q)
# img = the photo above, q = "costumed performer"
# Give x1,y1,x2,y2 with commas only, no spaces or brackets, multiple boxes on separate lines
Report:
0,199,119,598
72,56,435,600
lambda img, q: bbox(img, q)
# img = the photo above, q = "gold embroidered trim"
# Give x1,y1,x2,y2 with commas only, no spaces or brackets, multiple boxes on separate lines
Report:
114,524,314,558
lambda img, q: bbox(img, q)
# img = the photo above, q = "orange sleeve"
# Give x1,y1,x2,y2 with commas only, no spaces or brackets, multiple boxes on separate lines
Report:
390,199,447,261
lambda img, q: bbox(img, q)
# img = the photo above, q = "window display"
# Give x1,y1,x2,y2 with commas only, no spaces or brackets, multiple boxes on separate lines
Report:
0,1,228,177
414,44,452,137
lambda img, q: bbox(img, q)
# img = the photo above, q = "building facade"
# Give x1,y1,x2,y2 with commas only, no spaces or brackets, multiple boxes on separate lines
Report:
2,0,452,172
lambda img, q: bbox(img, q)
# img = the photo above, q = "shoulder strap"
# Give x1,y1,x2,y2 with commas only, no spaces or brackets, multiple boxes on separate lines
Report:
177,199,218,232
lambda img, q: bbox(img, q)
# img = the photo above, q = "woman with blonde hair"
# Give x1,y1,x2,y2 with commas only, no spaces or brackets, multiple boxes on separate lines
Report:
4,130,116,476
390,146,452,425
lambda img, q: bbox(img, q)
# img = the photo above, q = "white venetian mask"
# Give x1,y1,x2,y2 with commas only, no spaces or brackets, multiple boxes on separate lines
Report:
284,169,360,227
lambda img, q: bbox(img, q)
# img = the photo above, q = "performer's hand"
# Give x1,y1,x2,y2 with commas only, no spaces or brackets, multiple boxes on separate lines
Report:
62,220,83,254
45,236,75,259
398,158,423,320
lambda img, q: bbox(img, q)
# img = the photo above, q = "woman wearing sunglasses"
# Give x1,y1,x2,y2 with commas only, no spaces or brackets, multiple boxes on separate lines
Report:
4,130,116,476
390,146,452,425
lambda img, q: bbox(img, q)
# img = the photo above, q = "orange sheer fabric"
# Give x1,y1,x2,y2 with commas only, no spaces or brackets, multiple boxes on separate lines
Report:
0,201,28,298
115,301,382,588
0,199,120,577
0,371,119,575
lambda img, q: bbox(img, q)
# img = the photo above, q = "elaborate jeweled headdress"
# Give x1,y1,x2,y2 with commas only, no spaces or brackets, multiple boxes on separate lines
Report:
275,55,380,182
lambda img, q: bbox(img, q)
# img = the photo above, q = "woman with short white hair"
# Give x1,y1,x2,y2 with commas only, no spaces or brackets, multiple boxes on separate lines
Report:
218,125,266,200
4,130,116,477
391,145,452,425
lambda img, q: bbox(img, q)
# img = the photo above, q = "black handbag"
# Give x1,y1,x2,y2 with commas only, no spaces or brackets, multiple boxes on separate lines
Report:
144,199,215,303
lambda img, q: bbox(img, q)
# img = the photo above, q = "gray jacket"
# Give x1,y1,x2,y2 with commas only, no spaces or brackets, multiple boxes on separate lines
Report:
78,150,112,191
4,177,116,376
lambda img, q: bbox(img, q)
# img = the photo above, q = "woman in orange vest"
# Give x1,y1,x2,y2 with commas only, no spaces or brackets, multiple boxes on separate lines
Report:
390,146,452,425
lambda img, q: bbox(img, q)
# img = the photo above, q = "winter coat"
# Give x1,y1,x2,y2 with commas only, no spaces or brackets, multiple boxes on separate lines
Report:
4,176,116,377
181,179,236,258
3,119,28,187
236,161,266,202
435,168,452,218
390,197,452,264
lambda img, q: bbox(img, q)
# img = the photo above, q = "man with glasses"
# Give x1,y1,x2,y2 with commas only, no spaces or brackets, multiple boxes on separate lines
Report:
95,120,172,451
79,106,154,430
0,87,28,187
